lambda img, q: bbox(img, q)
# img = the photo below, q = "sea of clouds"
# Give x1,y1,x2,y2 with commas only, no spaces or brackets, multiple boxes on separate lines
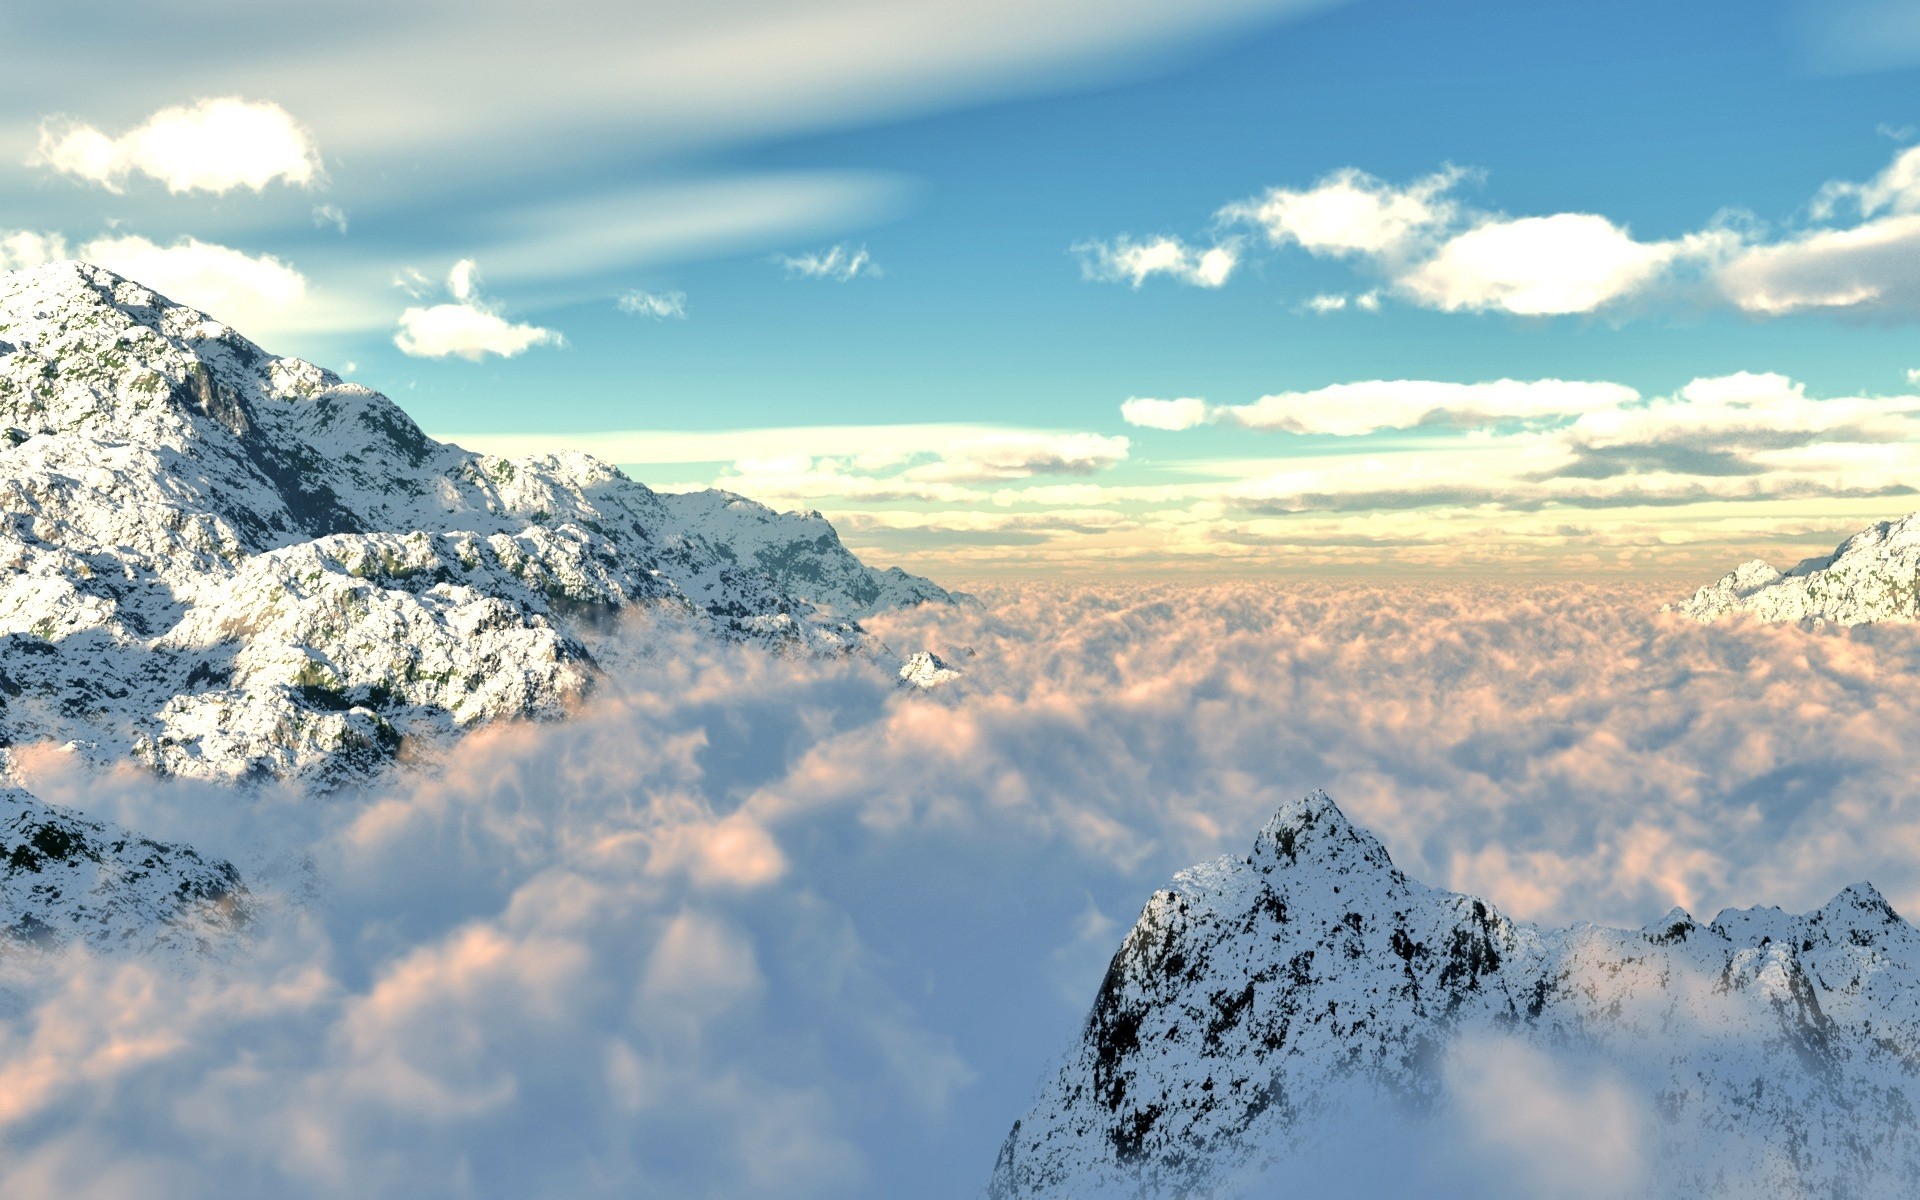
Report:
0,579,1917,1197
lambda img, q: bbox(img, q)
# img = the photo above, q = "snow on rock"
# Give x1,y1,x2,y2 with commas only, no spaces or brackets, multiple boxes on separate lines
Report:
0,260,959,786
897,649,963,689
1674,511,1920,624
989,790,1920,1199
0,786,248,956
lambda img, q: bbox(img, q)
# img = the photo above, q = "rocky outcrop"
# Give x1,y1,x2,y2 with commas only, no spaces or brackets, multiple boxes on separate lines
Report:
991,791,1920,1199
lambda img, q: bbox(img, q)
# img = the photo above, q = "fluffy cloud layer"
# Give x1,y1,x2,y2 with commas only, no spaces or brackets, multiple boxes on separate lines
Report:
30,98,322,194
0,584,1918,1196
394,259,562,360
1088,143,1920,320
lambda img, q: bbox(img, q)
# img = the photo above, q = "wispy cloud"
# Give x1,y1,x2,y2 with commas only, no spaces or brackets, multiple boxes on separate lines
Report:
616,289,688,319
311,204,349,235
775,244,880,281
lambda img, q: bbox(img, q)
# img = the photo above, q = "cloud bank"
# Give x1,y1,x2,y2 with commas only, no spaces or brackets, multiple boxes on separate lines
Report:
0,584,1914,1196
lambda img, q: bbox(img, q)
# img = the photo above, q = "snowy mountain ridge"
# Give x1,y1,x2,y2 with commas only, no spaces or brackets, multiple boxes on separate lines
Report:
0,259,960,951
990,790,1920,1199
1675,510,1920,624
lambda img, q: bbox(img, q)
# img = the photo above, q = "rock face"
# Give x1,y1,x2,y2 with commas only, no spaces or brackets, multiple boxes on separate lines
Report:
0,261,956,787
1675,512,1920,624
990,791,1920,1199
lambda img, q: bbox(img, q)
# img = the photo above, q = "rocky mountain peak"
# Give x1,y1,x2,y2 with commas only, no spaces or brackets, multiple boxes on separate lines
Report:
1674,508,1920,624
992,790,1920,1199
0,260,965,950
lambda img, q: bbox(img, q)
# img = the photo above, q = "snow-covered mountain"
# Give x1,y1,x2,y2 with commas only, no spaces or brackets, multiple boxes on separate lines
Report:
990,791,1920,1199
0,260,960,952
1675,511,1920,624
0,786,249,956
0,261,958,787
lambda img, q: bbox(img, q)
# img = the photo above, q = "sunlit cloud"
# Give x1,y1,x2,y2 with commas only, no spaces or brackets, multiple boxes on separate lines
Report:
29,97,322,194
1091,142,1920,320
394,259,562,361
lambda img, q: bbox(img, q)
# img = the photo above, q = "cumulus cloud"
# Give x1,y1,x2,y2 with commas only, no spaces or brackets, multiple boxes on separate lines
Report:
1073,235,1237,288
1089,142,1920,320
30,97,322,194
1397,214,1700,316
394,259,561,361
1715,212,1920,314
1120,396,1210,431
775,244,880,281
3,585,1920,1195
0,230,310,329
1219,165,1462,256
617,289,688,319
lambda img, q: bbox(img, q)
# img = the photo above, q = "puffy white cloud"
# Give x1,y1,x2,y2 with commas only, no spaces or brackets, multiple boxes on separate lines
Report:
1093,142,1920,320
1074,236,1237,288
30,97,322,194
0,231,70,272
775,244,880,281
616,289,688,319
1395,214,1690,316
1120,396,1210,431
77,234,309,325
1714,212,1920,314
1220,166,1462,256
394,260,561,361
1201,378,1639,436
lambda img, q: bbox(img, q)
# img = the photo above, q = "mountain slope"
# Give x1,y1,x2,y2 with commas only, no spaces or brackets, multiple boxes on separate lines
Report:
990,791,1920,1199
0,261,957,785
1675,511,1920,624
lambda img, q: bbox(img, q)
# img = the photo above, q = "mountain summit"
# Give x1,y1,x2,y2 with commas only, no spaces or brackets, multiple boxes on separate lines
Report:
990,791,1920,1198
0,261,955,787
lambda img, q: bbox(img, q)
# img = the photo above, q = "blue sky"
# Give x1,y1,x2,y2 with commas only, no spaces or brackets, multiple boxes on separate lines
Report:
6,0,1920,576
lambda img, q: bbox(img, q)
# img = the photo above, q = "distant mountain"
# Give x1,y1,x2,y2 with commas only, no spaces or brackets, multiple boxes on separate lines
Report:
990,791,1920,1199
0,261,958,788
1675,512,1920,624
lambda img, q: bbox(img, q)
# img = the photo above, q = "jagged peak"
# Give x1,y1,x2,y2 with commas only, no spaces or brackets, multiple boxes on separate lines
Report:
1250,788,1397,875
1645,905,1700,943
1817,880,1902,926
